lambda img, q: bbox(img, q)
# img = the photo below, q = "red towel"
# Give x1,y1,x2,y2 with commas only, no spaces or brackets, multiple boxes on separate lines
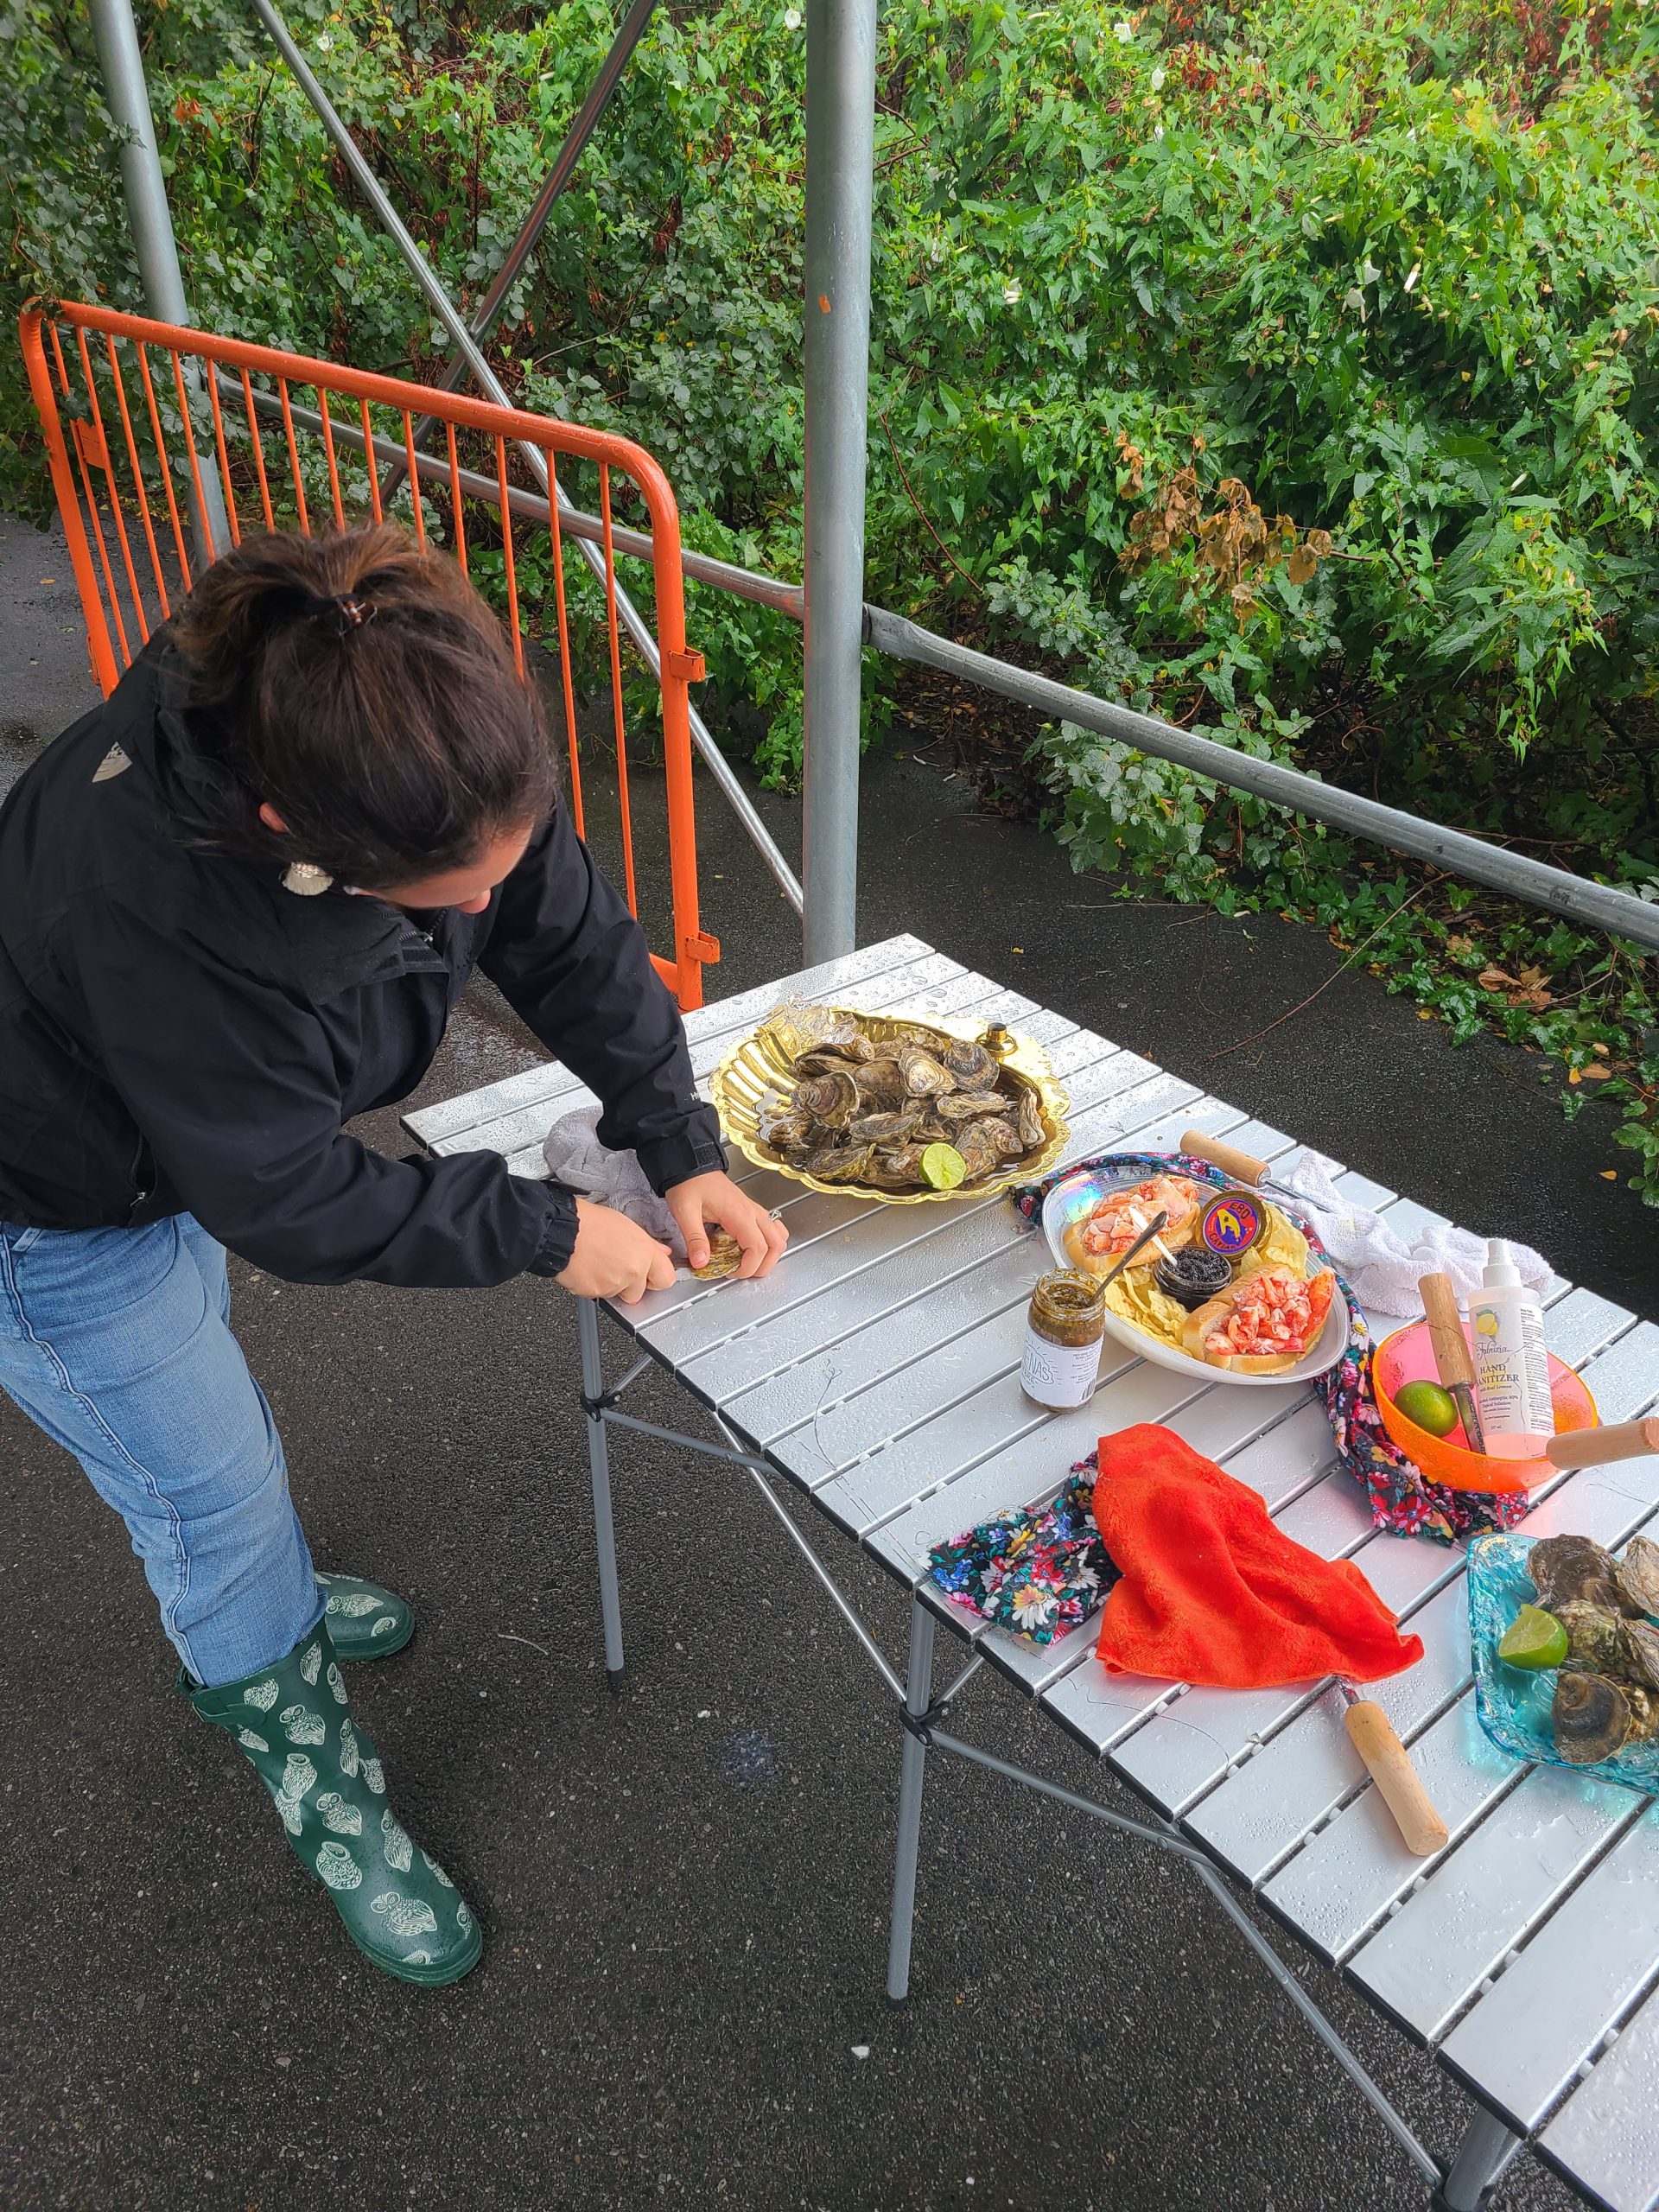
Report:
1092,1425,1423,1687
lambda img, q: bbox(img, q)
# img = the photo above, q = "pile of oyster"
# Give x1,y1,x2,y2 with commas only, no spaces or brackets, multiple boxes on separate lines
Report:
1530,1534,1659,1764
761,1022,1048,1194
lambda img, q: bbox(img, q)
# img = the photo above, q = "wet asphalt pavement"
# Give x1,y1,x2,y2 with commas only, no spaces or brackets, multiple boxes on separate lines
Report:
4,513,1651,2212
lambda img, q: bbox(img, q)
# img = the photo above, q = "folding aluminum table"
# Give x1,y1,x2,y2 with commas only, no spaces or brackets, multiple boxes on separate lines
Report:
406,933,1659,2212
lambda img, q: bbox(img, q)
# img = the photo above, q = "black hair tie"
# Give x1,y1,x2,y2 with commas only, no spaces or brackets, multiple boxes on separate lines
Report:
302,590,375,635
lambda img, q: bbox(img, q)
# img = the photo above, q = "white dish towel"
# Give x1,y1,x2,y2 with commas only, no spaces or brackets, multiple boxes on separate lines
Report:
1280,1148,1551,1318
543,1105,686,1258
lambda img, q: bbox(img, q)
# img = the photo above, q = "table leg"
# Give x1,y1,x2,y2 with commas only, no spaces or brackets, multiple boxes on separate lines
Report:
1435,2108,1519,2212
885,1596,937,2003
577,1296,626,1689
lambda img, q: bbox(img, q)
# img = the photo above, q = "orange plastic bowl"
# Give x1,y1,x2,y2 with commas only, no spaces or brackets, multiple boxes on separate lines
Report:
1373,1321,1598,1493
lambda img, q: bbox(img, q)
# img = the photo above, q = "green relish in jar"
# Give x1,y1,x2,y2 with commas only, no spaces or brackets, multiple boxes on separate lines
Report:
1020,1268,1107,1411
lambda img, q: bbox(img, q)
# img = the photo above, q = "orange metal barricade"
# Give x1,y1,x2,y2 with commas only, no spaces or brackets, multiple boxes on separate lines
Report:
19,299,718,1009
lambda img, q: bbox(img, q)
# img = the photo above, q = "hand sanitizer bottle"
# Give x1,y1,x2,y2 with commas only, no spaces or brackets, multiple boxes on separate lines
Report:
1469,1239,1553,1459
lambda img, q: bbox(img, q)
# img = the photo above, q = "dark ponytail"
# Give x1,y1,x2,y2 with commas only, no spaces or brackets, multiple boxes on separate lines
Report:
170,524,558,888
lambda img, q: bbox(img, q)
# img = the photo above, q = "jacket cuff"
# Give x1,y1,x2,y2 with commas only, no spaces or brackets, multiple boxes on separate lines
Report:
524,1181,581,1278
634,1103,728,1198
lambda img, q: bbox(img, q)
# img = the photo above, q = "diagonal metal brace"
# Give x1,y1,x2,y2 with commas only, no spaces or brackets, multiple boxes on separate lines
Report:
925,1725,1445,2188
378,0,662,504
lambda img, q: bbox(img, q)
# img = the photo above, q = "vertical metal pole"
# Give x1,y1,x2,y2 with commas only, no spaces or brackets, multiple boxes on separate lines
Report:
576,1299,626,1689
85,0,230,561
1439,2110,1520,2211
885,1596,936,2001
800,0,877,963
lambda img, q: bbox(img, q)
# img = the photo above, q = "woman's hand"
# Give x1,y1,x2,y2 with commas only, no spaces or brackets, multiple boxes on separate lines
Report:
556,1197,677,1306
665,1170,788,1281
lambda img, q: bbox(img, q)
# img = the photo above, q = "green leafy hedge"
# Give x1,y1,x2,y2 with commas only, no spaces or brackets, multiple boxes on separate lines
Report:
3,0,1656,1192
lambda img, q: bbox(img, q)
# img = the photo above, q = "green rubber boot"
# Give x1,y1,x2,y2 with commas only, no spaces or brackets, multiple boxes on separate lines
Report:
315,1572,415,1662
188,1622,483,1986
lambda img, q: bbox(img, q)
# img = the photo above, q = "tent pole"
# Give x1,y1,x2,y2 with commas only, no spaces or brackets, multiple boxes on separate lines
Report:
800,0,877,963
85,0,230,559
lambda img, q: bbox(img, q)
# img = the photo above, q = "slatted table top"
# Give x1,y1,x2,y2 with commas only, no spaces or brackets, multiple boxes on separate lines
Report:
407,934,1659,2212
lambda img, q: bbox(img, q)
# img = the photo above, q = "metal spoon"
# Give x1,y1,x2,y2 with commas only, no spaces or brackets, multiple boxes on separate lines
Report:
1095,1209,1170,1289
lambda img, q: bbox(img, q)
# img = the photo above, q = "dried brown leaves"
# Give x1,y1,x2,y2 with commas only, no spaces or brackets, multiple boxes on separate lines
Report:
1122,464,1333,622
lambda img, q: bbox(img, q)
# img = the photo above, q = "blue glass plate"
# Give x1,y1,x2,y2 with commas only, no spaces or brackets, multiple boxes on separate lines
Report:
1467,1530,1659,1796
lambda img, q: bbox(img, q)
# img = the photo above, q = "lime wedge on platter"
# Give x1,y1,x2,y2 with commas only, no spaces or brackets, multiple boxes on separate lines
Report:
920,1142,967,1192
1498,1604,1570,1672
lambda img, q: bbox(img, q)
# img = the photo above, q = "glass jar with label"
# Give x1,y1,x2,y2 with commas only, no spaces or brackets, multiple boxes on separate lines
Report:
1020,1268,1108,1411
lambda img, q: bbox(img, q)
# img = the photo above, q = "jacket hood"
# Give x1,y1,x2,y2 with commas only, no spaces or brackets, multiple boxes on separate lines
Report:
116,631,254,847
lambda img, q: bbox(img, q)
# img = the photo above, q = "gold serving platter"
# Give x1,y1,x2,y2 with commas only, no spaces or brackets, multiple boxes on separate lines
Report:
709,1004,1070,1205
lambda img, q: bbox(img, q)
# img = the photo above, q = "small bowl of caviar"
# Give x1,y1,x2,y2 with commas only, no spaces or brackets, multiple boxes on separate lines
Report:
1154,1247,1234,1311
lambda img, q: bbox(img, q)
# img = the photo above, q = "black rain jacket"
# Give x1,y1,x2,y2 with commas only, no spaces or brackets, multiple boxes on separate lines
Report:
0,637,723,1287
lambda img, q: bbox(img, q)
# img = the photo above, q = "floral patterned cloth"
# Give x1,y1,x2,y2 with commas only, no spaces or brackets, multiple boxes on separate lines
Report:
1009,1150,1529,1547
926,1465,1119,1642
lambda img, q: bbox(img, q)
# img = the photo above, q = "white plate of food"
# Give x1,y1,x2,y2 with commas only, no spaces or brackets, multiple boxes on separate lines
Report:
1040,1162,1349,1389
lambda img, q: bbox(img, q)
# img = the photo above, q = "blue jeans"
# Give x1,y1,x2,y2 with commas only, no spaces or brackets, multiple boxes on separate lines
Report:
0,1213,323,1687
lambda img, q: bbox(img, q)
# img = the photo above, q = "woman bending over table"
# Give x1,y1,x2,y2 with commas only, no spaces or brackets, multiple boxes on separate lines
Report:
0,524,784,1986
